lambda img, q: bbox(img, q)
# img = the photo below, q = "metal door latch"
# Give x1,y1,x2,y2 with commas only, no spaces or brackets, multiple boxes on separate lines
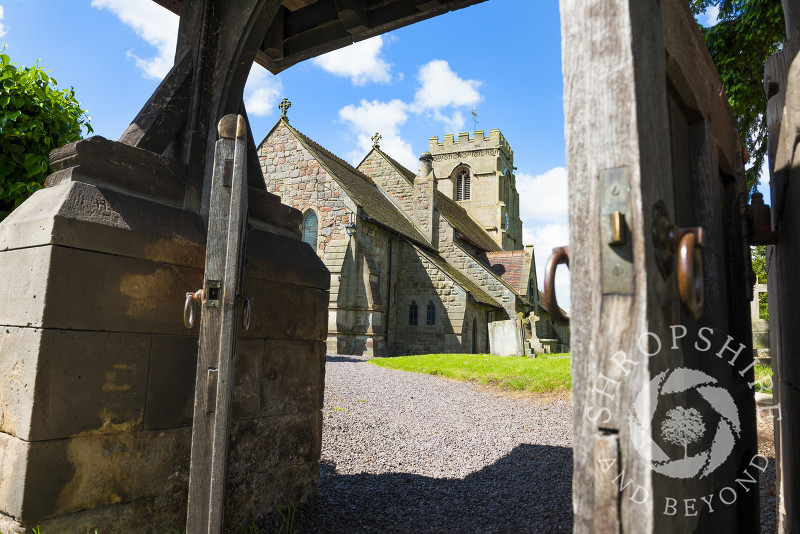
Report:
652,200,705,320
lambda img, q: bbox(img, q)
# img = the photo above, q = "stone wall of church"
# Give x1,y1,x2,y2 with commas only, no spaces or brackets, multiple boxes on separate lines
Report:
394,245,466,355
440,238,516,319
358,152,414,214
259,123,356,257
258,124,392,357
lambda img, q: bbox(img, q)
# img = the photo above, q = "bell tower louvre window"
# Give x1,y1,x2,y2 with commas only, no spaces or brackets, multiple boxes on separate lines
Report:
456,169,471,201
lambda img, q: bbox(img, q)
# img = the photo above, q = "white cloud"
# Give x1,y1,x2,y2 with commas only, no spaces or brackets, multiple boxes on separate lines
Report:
0,6,7,38
91,0,178,79
516,168,569,224
244,68,283,117
312,36,392,86
518,167,570,311
411,59,482,130
696,5,719,27
339,99,418,170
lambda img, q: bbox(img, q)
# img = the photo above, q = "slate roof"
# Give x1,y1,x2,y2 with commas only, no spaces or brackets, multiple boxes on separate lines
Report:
413,246,502,308
283,120,432,249
368,148,501,253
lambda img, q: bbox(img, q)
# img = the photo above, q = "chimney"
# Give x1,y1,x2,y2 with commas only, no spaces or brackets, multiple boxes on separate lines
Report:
413,152,437,245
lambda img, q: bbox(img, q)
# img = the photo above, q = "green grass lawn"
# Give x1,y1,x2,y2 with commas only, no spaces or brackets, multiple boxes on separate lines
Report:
369,353,571,393
754,363,773,393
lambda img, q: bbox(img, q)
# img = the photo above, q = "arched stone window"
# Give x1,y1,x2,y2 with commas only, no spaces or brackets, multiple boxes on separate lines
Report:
455,168,471,201
426,301,436,326
409,301,418,325
302,210,318,249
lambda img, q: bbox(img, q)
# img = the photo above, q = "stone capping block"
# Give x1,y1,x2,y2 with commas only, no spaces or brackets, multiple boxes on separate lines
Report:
0,181,328,288
0,181,206,267
245,229,330,290
46,136,187,208
248,186,303,240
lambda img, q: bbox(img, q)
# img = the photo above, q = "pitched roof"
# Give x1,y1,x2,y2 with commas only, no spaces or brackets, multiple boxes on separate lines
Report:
282,120,432,249
485,250,530,294
365,148,501,253
437,194,501,252
413,245,502,308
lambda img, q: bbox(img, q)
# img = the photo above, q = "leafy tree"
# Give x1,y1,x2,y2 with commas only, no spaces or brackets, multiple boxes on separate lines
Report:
751,245,769,319
0,49,92,217
691,0,786,194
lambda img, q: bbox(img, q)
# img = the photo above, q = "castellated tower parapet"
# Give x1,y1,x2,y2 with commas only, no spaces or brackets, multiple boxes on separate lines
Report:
428,129,522,251
428,129,513,164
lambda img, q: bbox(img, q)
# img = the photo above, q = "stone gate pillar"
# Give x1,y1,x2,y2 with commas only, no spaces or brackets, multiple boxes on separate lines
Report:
0,137,328,531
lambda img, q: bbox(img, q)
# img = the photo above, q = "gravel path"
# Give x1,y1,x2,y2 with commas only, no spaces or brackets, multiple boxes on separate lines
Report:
264,354,573,533
254,355,780,533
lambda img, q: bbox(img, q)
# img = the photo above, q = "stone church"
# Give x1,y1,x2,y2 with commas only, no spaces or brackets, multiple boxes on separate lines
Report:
257,112,570,357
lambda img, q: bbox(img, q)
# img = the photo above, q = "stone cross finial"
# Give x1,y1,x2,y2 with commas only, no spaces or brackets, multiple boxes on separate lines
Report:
372,132,381,148
279,98,292,120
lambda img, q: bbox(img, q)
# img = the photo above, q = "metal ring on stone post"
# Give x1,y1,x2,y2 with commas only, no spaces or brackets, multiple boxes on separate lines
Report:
544,246,570,326
242,296,252,331
676,229,704,320
184,289,203,329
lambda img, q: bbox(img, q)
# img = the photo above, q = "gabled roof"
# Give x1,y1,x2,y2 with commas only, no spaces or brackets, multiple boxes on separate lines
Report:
280,119,432,249
485,250,530,294
364,147,501,253
365,147,417,184
412,245,502,308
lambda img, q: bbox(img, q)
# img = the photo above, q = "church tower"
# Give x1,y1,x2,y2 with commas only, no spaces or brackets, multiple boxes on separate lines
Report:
429,129,522,250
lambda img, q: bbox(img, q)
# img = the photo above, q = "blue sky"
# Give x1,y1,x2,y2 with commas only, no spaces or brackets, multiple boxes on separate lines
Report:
0,1,770,310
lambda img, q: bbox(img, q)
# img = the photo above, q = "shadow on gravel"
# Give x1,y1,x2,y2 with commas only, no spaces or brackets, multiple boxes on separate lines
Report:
326,355,368,363
258,443,573,533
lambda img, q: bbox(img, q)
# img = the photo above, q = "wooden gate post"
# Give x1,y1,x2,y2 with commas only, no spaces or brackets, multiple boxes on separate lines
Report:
185,114,249,533
560,0,759,531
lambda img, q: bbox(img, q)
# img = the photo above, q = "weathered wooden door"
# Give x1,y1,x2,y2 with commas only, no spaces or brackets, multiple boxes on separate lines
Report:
559,0,760,531
765,2,800,532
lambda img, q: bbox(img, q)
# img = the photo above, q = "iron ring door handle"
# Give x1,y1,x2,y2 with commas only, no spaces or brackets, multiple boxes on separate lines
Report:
242,296,252,331
184,289,203,329
675,228,704,320
544,246,570,326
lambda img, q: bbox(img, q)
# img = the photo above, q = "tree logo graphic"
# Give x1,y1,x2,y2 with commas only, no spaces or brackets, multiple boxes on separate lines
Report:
628,368,741,479
660,407,705,459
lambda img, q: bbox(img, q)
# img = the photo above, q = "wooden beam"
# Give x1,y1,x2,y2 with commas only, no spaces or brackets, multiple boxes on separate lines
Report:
282,0,317,11
119,50,193,154
335,0,368,34
263,5,285,60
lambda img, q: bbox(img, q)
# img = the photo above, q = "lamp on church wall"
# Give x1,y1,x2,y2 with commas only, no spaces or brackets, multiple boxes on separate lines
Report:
344,221,357,237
